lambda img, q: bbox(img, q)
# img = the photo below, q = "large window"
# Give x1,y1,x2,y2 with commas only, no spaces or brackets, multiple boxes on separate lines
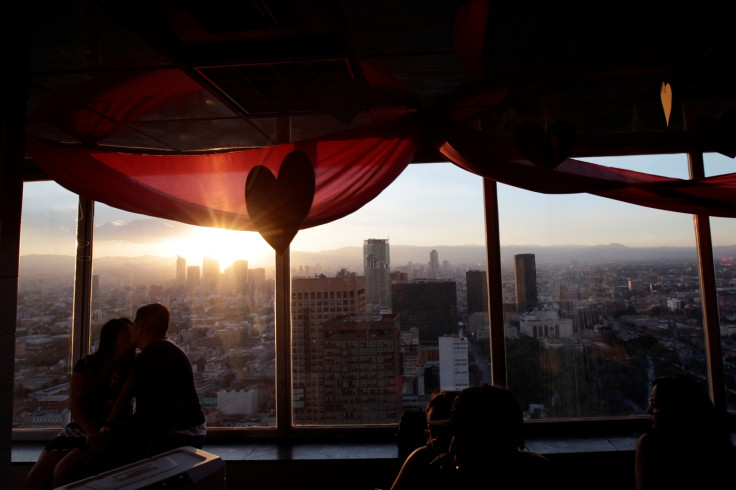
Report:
13,153,733,435
289,163,491,425
704,153,736,411
498,154,710,419
15,182,78,429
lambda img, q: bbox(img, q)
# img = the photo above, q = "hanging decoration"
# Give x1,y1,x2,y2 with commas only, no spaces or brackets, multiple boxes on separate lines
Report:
245,151,316,254
660,81,673,127
21,2,736,232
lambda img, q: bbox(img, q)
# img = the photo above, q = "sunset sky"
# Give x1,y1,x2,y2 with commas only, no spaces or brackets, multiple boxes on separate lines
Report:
20,153,735,271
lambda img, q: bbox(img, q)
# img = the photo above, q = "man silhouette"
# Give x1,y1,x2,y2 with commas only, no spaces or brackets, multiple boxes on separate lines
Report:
126,303,206,456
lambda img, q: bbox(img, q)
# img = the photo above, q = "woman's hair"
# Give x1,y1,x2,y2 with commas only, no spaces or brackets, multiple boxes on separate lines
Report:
426,390,458,421
95,317,133,362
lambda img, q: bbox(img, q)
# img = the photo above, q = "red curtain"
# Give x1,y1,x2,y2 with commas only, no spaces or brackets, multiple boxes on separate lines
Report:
26,115,421,231
24,0,736,236
436,116,736,218
27,111,736,237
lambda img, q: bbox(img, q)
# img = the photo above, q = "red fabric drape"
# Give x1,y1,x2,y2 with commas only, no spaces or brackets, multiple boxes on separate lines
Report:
27,112,736,235
26,115,421,231
24,0,735,241
435,116,736,217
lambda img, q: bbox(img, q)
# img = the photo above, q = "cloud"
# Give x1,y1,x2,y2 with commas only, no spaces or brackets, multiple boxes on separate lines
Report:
94,218,192,243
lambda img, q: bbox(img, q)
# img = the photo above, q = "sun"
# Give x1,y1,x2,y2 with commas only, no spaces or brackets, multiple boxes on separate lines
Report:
177,227,274,272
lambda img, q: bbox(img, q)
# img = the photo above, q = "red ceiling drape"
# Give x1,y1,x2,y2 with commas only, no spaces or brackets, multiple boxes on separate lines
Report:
436,116,736,217
27,111,736,239
24,0,736,245
26,115,422,231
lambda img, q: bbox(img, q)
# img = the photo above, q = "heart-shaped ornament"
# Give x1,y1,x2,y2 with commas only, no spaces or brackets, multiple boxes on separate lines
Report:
245,151,316,254
515,121,576,170
660,82,673,127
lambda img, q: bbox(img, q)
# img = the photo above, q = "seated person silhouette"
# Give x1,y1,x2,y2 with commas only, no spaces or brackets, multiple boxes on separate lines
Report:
392,391,458,490
82,303,206,476
26,318,135,489
635,375,733,490
428,384,555,490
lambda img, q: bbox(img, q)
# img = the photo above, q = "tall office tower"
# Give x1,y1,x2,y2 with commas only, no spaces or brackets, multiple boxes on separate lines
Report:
438,335,470,391
391,279,458,345
364,238,391,313
428,249,440,278
202,257,220,288
249,267,266,294
176,256,186,284
187,265,201,290
291,275,366,424
466,270,488,314
322,314,402,424
232,260,248,294
514,253,538,312
92,275,99,301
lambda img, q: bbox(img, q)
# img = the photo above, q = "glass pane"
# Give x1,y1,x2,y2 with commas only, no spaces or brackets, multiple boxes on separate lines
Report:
91,203,276,428
290,163,490,426
15,182,78,428
499,154,709,419
704,152,736,411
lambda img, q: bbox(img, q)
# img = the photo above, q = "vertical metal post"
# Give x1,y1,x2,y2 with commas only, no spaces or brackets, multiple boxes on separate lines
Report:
687,151,726,415
483,178,507,388
273,116,293,434
72,197,94,362
275,248,292,436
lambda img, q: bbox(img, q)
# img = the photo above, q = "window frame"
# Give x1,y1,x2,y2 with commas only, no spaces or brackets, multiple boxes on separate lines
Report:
13,148,733,442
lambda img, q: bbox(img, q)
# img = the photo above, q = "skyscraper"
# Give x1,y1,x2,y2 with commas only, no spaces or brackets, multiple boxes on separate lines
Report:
322,314,402,424
92,275,99,301
466,270,488,314
232,260,248,294
291,274,366,424
250,267,266,294
363,238,391,313
428,249,439,279
439,335,470,391
202,257,220,288
176,256,186,285
514,253,538,312
391,279,458,344
187,265,201,290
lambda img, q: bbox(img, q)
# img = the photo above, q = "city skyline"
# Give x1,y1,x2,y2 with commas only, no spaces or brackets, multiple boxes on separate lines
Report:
16,235,736,429
18,154,735,272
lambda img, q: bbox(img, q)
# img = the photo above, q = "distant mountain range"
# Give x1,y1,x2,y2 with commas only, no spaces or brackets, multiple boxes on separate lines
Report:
18,243,736,287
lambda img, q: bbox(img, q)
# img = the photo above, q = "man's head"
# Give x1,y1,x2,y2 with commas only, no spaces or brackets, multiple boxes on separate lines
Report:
445,385,524,465
132,303,169,349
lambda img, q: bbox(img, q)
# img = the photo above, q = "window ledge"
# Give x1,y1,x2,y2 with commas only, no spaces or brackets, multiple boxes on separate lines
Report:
12,436,641,465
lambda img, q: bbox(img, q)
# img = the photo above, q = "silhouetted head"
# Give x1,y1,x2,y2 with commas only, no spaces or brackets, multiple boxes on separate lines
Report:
96,318,133,360
426,391,458,453
648,375,714,433
446,385,524,466
132,303,169,349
